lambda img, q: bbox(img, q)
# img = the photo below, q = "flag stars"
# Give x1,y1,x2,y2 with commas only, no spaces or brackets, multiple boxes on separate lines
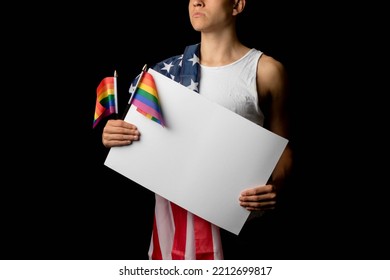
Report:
162,62,174,73
188,54,199,66
178,55,183,67
187,79,199,92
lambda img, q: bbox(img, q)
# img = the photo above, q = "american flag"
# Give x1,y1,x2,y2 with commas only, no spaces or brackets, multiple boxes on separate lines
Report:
129,43,223,260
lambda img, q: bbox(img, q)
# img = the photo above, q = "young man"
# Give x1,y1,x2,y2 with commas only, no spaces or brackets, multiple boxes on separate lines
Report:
102,0,292,259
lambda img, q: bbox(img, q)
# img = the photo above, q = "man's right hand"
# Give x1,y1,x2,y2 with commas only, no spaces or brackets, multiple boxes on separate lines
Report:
102,119,140,148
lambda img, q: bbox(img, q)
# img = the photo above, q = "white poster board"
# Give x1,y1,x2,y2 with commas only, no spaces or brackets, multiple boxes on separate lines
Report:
105,69,288,234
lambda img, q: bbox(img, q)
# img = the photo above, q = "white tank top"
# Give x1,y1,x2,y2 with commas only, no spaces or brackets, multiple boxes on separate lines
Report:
199,48,264,126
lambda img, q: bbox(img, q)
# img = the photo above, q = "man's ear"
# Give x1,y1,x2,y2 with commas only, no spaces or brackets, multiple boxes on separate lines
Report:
233,0,246,15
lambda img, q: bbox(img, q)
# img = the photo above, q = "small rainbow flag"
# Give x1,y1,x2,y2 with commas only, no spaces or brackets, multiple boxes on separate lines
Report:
131,71,165,127
93,74,118,128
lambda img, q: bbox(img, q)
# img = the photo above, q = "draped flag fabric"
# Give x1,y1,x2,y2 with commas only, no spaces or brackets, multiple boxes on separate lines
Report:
130,71,165,127
145,44,224,260
93,76,117,128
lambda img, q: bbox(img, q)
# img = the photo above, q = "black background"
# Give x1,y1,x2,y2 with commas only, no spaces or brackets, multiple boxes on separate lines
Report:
2,2,388,260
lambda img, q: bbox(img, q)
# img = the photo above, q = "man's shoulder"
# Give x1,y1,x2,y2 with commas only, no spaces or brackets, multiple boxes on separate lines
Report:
258,53,289,98
258,54,287,80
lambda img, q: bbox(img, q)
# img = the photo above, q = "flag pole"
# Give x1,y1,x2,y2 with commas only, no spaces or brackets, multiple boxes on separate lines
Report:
121,64,148,119
114,70,118,117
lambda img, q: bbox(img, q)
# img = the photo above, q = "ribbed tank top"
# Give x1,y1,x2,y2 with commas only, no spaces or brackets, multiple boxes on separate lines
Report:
199,48,264,126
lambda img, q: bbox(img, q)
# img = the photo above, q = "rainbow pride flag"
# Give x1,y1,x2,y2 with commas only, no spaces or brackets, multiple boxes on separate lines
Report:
93,76,117,128
131,71,165,127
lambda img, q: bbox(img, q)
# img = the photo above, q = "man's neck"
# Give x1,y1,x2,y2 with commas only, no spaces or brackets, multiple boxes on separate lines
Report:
199,33,249,66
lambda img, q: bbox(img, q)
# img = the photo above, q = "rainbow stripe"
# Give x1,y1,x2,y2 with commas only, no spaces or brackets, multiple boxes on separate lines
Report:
93,76,117,128
132,72,165,126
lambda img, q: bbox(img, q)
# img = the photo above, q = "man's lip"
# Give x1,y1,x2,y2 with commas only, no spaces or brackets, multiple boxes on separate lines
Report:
192,12,204,17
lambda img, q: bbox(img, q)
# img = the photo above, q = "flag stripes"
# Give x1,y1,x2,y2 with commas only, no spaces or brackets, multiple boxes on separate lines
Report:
131,71,165,127
93,76,117,128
